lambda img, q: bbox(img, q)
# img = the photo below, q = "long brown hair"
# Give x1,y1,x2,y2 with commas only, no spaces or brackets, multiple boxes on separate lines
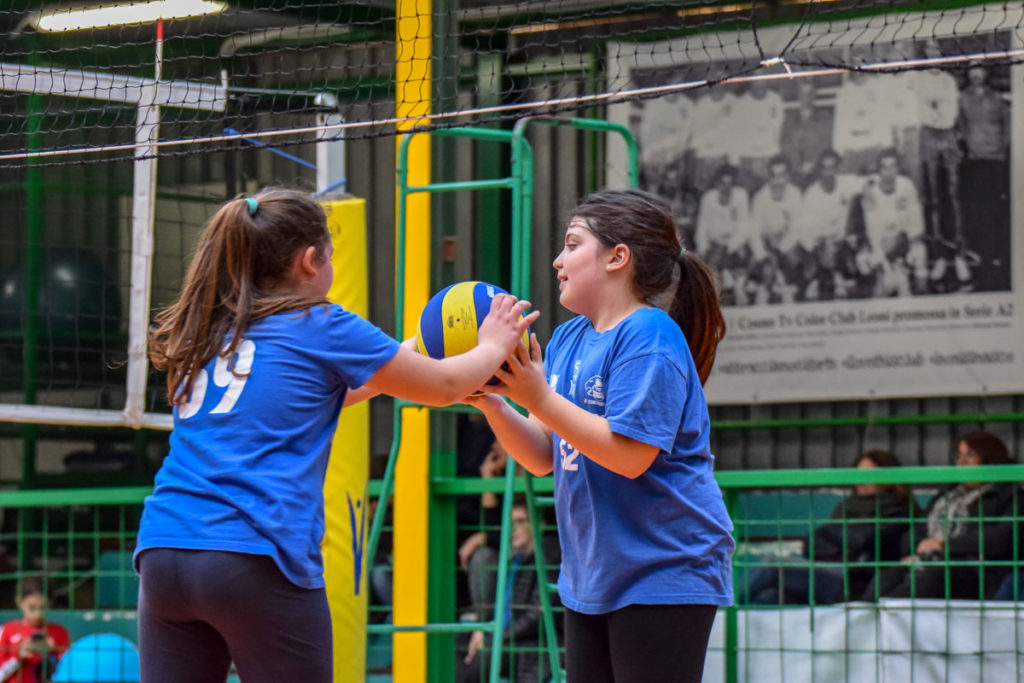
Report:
570,188,726,384
149,188,331,405
854,449,910,501
959,430,1013,465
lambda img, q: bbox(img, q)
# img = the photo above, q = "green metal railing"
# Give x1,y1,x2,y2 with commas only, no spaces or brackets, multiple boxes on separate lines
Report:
0,468,1016,682
369,117,639,682
0,487,146,611
421,463,1024,683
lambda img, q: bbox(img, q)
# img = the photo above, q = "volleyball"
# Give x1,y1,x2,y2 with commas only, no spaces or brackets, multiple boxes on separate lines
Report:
415,281,529,386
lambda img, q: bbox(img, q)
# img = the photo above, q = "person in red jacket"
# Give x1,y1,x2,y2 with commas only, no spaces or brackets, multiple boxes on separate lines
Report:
0,580,70,683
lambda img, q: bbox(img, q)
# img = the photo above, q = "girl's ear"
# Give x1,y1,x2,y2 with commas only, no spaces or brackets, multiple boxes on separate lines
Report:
606,244,631,272
298,245,319,277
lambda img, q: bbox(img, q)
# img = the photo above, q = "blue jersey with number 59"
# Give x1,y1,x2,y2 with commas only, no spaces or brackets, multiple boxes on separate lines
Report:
135,304,400,588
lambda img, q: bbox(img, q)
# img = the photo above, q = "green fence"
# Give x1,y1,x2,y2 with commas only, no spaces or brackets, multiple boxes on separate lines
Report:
0,469,1020,682
393,463,1024,682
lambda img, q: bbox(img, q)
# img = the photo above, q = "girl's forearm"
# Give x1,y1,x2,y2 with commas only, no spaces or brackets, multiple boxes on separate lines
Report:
524,390,658,479
479,399,554,476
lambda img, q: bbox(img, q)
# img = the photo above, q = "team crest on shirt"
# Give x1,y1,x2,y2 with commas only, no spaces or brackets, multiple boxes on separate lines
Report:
583,375,605,407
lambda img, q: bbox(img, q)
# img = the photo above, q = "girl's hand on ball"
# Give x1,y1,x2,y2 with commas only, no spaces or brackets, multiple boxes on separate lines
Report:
477,294,539,356
492,333,547,410
462,393,504,412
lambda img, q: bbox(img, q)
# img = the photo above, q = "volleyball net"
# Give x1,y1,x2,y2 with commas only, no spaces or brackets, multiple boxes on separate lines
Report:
1,0,1023,429
0,1,1021,167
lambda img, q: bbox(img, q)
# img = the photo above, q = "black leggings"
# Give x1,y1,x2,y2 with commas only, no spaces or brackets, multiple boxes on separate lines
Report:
137,548,333,683
564,603,717,683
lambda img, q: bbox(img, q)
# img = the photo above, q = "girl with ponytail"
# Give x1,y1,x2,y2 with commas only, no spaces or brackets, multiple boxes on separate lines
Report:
137,188,537,682
470,188,733,683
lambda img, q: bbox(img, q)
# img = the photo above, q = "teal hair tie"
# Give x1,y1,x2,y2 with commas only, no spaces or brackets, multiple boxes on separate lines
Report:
679,247,687,259
245,197,258,216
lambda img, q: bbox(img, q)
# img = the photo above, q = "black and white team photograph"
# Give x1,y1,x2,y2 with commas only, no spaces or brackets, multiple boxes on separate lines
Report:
626,35,1011,307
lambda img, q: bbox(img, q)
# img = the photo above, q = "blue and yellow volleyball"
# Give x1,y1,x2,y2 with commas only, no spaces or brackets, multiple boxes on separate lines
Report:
415,281,529,385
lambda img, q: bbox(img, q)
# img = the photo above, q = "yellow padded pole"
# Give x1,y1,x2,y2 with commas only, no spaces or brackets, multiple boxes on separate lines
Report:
321,197,370,682
395,1,431,681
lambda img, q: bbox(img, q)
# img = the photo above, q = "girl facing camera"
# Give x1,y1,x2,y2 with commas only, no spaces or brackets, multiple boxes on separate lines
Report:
0,580,69,683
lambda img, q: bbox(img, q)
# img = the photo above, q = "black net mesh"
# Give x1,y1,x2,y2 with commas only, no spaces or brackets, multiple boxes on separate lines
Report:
0,1,1019,167
0,0,1022,421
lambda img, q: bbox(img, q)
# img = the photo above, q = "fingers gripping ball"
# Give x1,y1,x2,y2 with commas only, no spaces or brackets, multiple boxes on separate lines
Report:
415,281,530,389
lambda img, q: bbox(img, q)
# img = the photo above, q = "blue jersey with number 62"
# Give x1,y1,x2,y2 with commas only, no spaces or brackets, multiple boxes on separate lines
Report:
544,307,734,613
135,304,400,589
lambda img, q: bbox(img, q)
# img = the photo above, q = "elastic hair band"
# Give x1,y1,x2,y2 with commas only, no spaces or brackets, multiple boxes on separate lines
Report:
245,197,258,216
679,247,687,259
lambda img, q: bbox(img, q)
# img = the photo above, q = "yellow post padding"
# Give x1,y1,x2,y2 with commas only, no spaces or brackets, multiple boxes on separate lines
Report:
395,1,432,680
322,197,370,683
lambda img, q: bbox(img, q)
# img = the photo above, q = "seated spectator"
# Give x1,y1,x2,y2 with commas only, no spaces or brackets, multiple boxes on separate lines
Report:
454,415,503,608
367,496,394,625
742,450,918,605
457,495,559,683
457,440,509,577
868,430,1020,600
0,578,70,683
992,570,1024,601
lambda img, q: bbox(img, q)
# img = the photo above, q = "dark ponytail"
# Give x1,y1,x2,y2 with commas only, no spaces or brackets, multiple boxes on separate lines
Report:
571,188,726,385
672,252,725,384
149,188,331,405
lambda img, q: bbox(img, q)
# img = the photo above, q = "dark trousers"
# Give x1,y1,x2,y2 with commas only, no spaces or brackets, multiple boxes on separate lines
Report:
564,604,717,683
743,565,844,605
137,548,333,683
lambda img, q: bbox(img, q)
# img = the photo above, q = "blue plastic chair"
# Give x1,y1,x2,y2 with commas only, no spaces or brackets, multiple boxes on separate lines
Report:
52,633,140,683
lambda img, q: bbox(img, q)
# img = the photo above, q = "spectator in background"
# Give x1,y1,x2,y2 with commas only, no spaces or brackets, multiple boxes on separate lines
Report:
457,440,509,577
992,569,1024,601
868,431,1021,600
0,579,70,683
457,495,559,683
366,496,394,626
742,450,918,605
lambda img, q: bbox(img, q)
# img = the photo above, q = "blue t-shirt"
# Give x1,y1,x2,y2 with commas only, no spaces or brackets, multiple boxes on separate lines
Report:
544,307,734,613
135,304,401,589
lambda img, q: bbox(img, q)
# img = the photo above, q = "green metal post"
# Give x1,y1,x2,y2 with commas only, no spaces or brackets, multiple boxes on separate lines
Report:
509,130,525,300
484,461,518,683
723,487,739,683
523,474,563,681
430,8,460,673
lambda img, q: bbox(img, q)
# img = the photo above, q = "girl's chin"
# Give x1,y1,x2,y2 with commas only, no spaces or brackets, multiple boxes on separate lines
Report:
558,294,583,315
